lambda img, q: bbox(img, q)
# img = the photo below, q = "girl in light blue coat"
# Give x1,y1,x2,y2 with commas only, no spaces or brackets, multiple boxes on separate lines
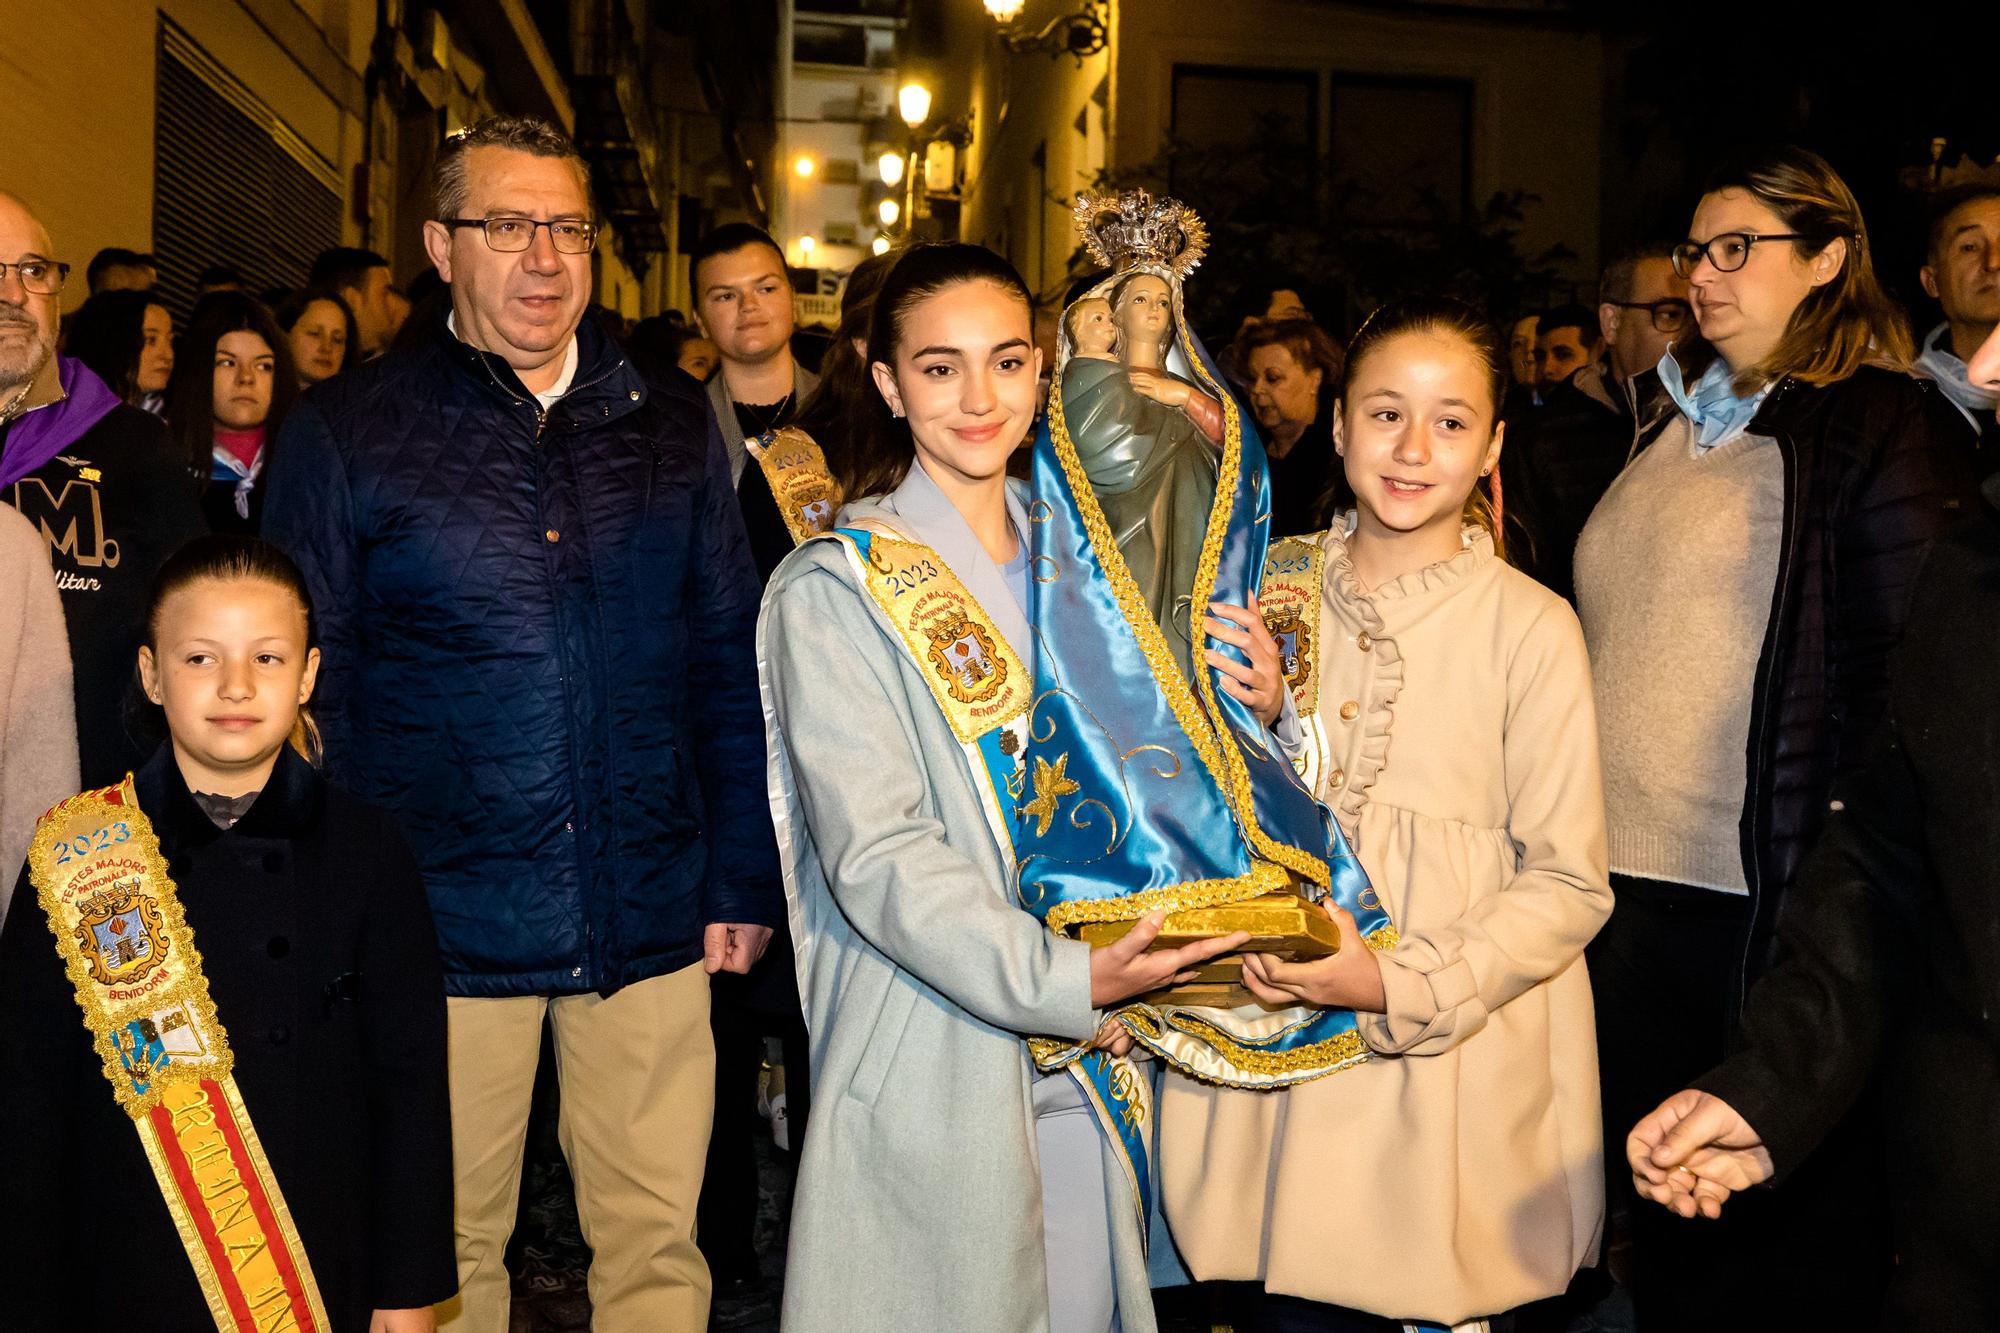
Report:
758,245,1243,1333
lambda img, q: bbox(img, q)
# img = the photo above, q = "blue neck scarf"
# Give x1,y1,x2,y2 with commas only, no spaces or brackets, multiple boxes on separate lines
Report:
1916,322,1999,423
1658,352,1772,449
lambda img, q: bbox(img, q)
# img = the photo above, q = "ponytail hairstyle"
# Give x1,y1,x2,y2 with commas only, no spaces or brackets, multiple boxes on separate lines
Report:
1332,295,1509,560
131,535,323,765
840,243,1034,502
1698,146,1913,392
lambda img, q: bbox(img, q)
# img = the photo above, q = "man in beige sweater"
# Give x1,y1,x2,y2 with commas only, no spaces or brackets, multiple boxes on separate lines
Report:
0,502,77,922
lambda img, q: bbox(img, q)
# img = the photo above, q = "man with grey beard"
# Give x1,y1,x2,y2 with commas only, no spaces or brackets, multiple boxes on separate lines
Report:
0,193,203,785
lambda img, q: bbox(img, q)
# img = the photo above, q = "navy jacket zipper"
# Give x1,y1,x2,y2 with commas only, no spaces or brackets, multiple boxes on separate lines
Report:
471,345,633,987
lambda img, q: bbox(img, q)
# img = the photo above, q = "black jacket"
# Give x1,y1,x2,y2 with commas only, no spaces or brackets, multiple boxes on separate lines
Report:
1265,400,1338,541
2,404,206,785
201,465,266,536
0,745,457,1331
723,402,805,584
1506,362,1674,605
263,311,781,997
1709,367,1981,1013
1948,398,1998,460
1696,477,2000,1330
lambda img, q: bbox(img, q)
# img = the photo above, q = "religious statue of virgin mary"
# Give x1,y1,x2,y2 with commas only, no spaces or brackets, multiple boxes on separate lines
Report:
1016,190,1396,1092
1058,255,1227,673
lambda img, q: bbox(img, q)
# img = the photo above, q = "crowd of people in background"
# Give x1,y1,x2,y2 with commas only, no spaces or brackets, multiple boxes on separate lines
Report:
1,108,1999,1333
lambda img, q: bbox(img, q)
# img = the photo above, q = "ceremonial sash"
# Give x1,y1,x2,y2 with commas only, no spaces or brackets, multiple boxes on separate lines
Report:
1260,532,1331,794
808,522,1159,1240
747,426,839,546
29,779,329,1333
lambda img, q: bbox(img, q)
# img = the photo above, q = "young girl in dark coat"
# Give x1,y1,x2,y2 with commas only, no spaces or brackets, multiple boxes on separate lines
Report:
0,535,457,1332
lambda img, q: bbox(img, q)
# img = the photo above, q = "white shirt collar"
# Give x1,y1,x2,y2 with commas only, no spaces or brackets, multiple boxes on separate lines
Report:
448,312,579,409
534,335,581,409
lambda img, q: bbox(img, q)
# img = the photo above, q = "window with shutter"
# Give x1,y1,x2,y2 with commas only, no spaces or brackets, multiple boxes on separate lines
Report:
152,17,342,320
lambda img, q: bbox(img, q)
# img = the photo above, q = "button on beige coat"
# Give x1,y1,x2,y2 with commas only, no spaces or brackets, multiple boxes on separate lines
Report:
1159,524,1611,1325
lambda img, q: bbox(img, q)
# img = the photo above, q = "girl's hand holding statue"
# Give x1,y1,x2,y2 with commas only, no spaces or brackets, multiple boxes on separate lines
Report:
1088,910,1249,1009
1205,592,1287,726
1239,903,1386,1013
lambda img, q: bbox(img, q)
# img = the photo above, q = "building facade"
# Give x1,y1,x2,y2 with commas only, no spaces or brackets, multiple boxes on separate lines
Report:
924,0,1606,328
1,0,780,322
774,1,905,283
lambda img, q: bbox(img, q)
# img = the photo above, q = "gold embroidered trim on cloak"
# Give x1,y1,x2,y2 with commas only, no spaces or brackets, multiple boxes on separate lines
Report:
1105,1004,1372,1085
1041,858,1293,933
1160,1013,1371,1082
1172,325,1330,887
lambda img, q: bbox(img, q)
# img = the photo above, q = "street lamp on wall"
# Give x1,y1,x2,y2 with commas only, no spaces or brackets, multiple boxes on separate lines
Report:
894,82,932,243
886,78,973,242
985,0,1108,61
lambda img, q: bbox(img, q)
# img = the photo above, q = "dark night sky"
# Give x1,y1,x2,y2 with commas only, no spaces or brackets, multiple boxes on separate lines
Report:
1603,13,1997,309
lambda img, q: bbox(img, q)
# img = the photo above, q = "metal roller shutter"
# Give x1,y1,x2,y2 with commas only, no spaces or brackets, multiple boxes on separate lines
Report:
152,17,341,320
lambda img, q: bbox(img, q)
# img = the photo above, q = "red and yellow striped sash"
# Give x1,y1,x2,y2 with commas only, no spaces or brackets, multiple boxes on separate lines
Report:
29,779,329,1333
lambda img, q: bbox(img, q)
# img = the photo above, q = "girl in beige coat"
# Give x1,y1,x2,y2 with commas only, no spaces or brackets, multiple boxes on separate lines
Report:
1158,298,1613,1332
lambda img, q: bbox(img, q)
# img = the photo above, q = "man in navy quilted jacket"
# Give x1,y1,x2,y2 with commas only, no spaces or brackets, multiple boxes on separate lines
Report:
263,116,781,1333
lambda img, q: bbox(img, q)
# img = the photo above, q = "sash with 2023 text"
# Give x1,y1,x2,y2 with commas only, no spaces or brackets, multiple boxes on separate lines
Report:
28,779,330,1332
810,522,1161,1240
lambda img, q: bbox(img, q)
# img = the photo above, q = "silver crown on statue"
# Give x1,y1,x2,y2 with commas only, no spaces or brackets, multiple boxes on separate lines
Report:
1073,189,1209,280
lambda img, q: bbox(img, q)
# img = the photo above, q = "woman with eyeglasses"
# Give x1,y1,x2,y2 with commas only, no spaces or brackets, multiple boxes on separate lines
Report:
1573,146,1980,1330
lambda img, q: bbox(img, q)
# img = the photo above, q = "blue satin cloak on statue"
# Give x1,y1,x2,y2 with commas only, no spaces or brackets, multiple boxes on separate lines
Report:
1018,271,1397,1088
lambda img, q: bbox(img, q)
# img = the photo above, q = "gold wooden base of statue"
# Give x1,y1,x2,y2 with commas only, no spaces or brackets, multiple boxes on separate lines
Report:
1076,889,1339,1008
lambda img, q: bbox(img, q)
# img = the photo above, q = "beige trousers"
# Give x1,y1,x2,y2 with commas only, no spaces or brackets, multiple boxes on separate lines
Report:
433,962,715,1333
